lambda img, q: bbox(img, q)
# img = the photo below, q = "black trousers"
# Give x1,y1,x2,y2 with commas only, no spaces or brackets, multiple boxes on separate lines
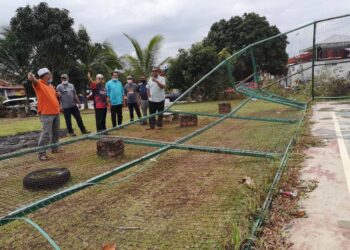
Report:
95,108,107,132
110,104,123,127
63,106,86,133
149,100,165,128
127,102,142,121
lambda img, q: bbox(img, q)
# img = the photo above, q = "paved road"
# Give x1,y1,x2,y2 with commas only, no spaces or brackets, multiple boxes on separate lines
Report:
289,102,350,250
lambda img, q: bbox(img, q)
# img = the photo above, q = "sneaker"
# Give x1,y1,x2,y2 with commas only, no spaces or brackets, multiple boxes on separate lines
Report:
81,130,91,134
69,132,77,137
146,127,155,130
38,153,49,161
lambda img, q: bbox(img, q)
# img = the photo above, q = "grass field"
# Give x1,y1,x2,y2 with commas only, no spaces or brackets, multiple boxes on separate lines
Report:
0,99,304,249
0,108,127,137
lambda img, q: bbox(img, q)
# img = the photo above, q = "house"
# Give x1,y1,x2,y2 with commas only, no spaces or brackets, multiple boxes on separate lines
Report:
284,35,350,87
0,79,26,100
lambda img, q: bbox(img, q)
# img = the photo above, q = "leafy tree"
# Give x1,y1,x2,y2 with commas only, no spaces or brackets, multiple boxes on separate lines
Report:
2,3,123,109
167,43,227,100
0,28,36,111
0,28,31,82
204,12,288,79
123,33,165,78
9,2,80,76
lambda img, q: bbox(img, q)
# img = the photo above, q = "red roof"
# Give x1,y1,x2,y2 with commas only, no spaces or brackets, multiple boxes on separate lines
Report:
288,52,313,65
0,79,24,90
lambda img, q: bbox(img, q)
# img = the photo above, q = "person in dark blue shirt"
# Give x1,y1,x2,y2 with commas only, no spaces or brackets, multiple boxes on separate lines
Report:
138,75,149,125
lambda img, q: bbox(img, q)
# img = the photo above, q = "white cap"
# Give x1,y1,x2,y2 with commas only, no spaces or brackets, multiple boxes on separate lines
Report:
37,68,50,77
96,74,104,79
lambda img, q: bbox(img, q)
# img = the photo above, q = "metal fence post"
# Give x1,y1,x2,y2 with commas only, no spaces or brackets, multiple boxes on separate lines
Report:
311,22,317,100
250,48,259,84
225,60,235,88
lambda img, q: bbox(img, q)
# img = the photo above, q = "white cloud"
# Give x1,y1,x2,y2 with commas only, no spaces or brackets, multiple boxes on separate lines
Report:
0,0,349,61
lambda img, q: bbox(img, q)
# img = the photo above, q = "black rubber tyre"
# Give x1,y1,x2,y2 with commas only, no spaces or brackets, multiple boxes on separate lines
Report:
23,168,71,189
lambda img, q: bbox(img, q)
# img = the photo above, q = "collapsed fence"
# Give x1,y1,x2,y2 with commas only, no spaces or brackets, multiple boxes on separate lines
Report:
1,13,349,249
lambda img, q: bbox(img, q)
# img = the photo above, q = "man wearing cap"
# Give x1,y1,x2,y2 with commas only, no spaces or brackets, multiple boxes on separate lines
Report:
106,70,124,127
56,74,90,136
147,67,166,130
124,75,142,122
27,68,61,161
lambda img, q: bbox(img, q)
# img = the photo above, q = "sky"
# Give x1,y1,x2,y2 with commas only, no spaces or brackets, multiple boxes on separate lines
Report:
0,0,350,61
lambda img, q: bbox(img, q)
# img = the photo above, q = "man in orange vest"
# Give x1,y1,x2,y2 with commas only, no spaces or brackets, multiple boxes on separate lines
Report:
28,68,62,161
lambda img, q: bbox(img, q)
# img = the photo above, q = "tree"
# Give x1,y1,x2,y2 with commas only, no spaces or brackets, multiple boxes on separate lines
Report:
0,28,36,113
123,33,165,78
9,2,80,77
0,28,31,82
204,12,288,79
2,3,123,109
167,43,227,100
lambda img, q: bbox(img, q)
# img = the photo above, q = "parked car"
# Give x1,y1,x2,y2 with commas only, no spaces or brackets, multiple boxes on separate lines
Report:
165,89,181,102
1,97,38,114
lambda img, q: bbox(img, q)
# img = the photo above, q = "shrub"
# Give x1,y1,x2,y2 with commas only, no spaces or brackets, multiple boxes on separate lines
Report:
315,72,350,97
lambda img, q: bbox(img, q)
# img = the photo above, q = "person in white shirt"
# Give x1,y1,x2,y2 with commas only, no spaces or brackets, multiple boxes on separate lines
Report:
146,67,166,130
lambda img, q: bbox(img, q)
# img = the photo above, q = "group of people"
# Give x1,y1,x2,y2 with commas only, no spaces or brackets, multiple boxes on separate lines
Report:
27,66,166,161
88,67,166,132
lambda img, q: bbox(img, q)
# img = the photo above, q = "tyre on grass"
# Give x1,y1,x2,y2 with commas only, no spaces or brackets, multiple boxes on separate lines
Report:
23,168,71,190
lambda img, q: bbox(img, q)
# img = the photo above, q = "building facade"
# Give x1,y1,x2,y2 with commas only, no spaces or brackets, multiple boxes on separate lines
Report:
284,35,350,87
0,80,25,100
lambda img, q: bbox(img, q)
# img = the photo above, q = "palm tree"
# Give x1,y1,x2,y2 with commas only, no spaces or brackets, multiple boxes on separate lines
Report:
76,39,122,108
0,28,31,81
123,33,167,77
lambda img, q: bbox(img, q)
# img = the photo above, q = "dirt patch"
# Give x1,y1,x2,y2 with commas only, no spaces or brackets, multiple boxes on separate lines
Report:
318,107,335,112
0,129,67,155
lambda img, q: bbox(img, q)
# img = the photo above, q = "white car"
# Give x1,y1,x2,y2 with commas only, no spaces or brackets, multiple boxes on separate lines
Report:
1,97,38,114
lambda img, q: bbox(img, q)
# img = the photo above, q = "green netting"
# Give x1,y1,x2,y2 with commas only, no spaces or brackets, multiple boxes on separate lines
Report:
1,149,279,249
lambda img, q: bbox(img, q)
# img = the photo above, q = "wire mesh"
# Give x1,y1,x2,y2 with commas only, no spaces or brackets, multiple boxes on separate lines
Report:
0,140,157,219
1,150,279,249
314,16,350,98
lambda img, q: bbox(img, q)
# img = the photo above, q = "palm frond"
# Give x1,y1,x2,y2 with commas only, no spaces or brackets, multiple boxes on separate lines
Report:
144,34,164,71
123,33,144,68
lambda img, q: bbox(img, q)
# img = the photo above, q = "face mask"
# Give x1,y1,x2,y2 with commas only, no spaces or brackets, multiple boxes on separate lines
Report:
141,80,146,83
47,79,52,83
127,80,132,83
62,81,68,84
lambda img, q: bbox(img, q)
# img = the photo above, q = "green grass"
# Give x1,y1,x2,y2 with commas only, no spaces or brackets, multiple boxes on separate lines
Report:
169,99,244,114
0,98,303,249
0,108,132,137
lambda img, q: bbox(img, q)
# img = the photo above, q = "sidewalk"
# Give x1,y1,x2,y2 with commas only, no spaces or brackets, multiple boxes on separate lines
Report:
289,102,350,250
